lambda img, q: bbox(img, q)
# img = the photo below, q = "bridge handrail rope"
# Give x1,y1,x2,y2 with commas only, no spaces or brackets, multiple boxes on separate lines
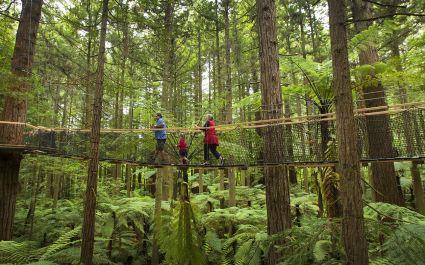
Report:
0,100,424,133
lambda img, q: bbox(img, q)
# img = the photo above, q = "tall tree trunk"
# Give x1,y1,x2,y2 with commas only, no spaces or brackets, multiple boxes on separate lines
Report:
0,0,43,241
118,1,129,129
152,168,164,265
25,163,41,239
257,1,291,264
84,0,94,128
195,28,203,120
351,0,404,206
161,0,175,111
390,35,425,214
80,0,109,263
283,33,297,184
224,0,232,123
327,0,368,263
215,0,223,120
319,106,342,218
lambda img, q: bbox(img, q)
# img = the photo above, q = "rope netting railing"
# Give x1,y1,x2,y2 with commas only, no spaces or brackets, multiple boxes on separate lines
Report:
0,102,424,166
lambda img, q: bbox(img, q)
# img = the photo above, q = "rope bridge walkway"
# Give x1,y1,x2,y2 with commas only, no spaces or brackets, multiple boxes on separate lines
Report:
0,101,424,168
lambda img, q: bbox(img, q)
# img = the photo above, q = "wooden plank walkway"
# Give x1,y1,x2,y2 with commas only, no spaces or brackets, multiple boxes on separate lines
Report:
1,144,423,169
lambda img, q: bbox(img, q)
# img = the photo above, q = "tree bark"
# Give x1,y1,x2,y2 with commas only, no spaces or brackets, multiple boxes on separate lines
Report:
195,28,203,120
327,0,368,263
257,0,291,264
152,168,164,265
198,169,204,193
215,0,223,120
0,0,43,241
389,35,425,214
83,0,94,128
411,162,425,214
80,0,109,263
161,0,175,111
228,168,236,207
224,0,232,123
351,0,404,206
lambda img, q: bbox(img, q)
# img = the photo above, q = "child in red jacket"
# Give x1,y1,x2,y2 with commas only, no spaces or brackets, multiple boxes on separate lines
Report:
177,133,189,164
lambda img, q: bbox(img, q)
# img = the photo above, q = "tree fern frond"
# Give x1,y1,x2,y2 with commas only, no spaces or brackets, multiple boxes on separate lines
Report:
313,240,332,262
39,225,81,260
0,241,39,263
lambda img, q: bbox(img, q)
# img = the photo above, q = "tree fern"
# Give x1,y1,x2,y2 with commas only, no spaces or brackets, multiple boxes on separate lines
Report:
0,241,39,263
379,223,425,265
313,240,332,262
39,225,81,260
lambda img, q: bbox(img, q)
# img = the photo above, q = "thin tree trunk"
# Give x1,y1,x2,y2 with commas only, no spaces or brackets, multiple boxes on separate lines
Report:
215,0,223,120
411,162,425,214
152,168,164,265
0,0,43,241
224,0,232,123
327,0,368,263
228,168,236,207
161,0,175,111
281,40,296,183
25,163,41,239
199,169,204,193
84,0,94,128
257,1,291,264
195,28,203,120
390,36,425,214
351,0,404,206
126,164,132,197
80,0,109,263
219,170,225,190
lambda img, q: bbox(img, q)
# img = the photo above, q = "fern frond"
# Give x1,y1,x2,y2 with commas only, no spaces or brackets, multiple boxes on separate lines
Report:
313,240,331,262
39,225,81,260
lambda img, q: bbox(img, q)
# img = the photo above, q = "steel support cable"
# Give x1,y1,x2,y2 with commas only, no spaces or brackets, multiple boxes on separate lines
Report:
1,101,424,133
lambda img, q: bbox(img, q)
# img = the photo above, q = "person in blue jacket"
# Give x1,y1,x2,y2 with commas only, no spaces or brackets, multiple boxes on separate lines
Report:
153,113,167,163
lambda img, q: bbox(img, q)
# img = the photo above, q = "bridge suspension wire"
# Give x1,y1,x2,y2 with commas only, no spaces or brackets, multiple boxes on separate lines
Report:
1,101,424,167
0,100,424,134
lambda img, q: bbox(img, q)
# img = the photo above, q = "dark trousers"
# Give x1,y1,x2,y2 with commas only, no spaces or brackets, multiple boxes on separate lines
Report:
204,144,220,161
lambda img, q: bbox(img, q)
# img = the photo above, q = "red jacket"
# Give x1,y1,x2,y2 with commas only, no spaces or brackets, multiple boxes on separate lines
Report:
177,138,188,150
203,120,219,145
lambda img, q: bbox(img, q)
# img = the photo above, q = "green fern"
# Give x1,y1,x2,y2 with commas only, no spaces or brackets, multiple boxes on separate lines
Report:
39,225,81,260
380,223,425,265
0,241,39,263
313,240,332,262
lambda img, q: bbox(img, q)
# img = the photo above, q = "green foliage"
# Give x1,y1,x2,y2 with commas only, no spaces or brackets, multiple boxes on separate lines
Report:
0,226,80,264
380,224,425,265
158,200,206,265
364,202,425,223
313,240,332,263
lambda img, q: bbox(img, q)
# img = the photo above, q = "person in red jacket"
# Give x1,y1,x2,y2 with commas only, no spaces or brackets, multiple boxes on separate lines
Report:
201,114,224,165
177,133,189,164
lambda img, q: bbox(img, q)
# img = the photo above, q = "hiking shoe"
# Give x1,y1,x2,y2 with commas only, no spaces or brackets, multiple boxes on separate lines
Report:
201,161,210,166
219,156,225,166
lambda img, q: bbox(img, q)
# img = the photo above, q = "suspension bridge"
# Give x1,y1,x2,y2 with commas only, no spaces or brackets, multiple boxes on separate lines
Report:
0,101,424,168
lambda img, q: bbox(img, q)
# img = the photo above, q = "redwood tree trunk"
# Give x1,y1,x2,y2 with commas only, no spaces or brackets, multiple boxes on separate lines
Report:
215,0,223,120
351,0,404,206
0,0,43,241
80,0,109,263
327,0,368,263
224,0,232,123
161,0,175,111
257,0,291,264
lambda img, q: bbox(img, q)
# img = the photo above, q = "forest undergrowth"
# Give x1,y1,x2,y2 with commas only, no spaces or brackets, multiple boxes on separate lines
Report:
1,158,424,265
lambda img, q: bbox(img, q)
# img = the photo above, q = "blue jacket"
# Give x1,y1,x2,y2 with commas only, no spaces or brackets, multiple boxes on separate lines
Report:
155,118,167,140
